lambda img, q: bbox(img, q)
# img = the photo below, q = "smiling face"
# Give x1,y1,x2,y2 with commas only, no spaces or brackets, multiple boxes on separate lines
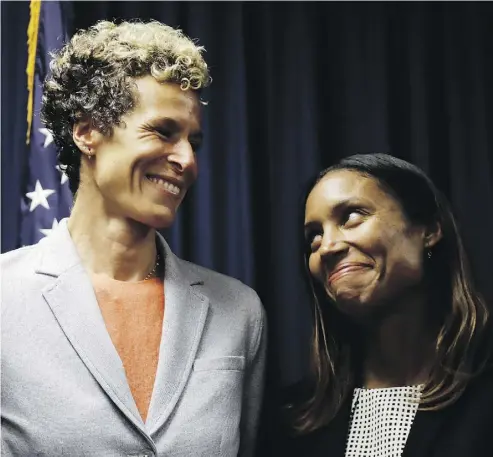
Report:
304,169,438,316
75,76,202,229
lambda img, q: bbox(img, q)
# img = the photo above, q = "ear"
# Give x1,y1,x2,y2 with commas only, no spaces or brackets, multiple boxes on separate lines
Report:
423,220,442,249
72,118,103,159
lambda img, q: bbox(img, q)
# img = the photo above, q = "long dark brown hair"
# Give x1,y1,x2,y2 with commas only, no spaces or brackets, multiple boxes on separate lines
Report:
293,153,492,434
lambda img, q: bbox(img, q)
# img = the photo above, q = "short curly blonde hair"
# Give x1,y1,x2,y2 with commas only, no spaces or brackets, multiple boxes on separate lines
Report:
42,20,211,194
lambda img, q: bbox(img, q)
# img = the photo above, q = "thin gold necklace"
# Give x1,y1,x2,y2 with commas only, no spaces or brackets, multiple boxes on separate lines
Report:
144,252,160,280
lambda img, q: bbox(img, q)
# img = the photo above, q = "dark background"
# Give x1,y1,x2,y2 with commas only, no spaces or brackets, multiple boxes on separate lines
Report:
3,1,493,451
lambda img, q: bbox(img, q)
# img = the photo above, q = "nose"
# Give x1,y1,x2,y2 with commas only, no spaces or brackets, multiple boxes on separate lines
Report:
167,139,196,175
318,231,347,260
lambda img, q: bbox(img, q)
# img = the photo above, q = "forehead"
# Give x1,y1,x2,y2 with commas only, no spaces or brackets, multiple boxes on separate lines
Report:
131,76,201,128
305,170,398,218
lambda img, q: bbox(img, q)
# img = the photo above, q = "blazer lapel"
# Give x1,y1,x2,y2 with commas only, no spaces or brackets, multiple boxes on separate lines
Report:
145,234,209,435
402,408,446,457
37,220,145,433
318,395,352,457
289,394,351,457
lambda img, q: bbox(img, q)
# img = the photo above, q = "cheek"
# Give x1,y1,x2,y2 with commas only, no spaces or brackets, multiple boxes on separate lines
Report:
393,250,423,280
384,236,425,287
95,158,130,193
308,254,322,282
355,220,425,283
189,160,199,182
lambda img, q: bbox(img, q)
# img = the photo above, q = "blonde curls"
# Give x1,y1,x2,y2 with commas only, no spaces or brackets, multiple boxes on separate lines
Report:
42,20,211,194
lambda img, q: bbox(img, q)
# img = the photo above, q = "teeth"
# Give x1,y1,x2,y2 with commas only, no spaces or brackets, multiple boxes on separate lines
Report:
147,176,180,195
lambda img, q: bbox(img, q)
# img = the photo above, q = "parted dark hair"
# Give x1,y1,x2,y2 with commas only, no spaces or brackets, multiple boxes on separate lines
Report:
293,153,492,434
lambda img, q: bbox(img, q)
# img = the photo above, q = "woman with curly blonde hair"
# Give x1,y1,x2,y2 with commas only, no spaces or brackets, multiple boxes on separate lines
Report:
2,20,266,457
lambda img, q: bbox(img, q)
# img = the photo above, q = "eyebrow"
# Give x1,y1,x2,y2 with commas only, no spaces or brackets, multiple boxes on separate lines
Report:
303,222,318,237
150,117,203,139
190,130,204,142
332,198,371,213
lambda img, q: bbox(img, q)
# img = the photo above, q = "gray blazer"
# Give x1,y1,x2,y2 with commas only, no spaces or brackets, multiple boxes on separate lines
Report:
1,220,266,457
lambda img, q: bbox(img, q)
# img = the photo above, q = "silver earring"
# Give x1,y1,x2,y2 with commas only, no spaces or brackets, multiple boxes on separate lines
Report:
427,250,432,259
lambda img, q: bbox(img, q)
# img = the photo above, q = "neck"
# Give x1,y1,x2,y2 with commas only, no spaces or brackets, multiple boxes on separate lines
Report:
359,290,435,389
68,186,158,282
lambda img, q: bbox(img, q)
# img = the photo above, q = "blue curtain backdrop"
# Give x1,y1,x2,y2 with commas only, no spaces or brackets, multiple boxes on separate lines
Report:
3,1,493,453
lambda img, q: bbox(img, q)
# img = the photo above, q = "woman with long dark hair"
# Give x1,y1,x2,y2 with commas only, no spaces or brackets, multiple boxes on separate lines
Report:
282,153,493,457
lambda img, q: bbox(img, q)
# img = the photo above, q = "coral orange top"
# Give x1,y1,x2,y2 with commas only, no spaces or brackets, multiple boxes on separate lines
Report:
91,274,164,422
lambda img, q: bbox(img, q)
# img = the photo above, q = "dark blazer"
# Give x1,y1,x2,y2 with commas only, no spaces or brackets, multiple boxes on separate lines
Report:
269,369,493,457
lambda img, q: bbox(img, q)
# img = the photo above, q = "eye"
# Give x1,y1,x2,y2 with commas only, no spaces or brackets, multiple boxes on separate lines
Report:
305,229,322,251
157,129,172,139
189,133,203,152
341,207,367,226
190,139,202,152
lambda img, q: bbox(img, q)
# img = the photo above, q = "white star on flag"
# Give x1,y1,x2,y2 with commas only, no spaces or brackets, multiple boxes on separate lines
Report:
39,128,54,148
56,165,69,185
25,180,55,211
39,219,60,237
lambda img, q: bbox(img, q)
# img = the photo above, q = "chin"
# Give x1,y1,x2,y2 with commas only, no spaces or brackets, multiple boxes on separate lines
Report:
149,214,176,230
335,294,392,323
336,301,371,319
134,208,177,230
330,289,375,317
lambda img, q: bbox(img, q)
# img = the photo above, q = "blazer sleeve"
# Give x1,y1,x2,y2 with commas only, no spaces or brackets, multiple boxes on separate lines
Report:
238,294,268,457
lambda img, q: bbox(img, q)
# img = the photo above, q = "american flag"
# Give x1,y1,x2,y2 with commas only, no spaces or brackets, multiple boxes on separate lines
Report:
20,0,72,246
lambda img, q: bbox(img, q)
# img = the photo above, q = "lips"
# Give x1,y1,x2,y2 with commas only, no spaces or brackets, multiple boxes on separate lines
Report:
146,174,183,196
327,263,371,284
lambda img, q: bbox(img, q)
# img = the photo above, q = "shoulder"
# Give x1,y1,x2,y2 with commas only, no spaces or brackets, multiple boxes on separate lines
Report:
177,259,266,356
1,243,38,264
1,244,40,283
273,378,317,440
417,367,493,455
1,243,47,314
460,365,493,406
180,258,264,316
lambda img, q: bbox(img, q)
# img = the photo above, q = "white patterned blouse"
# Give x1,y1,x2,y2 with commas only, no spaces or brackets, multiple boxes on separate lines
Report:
345,385,423,457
